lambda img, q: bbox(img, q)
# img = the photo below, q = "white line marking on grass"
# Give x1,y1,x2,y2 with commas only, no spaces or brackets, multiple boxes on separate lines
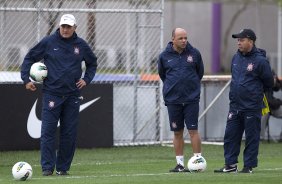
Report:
68,173,174,179
162,141,224,147
259,168,282,171
201,141,224,145
31,172,174,180
71,162,113,166
30,168,282,181
33,162,113,167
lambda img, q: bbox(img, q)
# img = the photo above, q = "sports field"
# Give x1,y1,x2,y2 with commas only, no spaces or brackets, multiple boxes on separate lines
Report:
0,142,281,184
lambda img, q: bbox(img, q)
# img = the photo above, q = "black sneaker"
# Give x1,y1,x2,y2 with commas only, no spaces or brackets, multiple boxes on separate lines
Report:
169,164,188,172
239,167,253,173
214,165,238,173
56,171,69,175
42,170,53,176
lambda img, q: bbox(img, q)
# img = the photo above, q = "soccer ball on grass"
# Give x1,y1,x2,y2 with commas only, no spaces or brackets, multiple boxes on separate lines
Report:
29,62,48,82
12,161,33,181
187,155,207,172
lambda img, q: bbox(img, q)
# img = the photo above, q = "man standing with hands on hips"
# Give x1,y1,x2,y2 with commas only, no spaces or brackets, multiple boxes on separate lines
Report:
21,14,97,176
214,29,273,174
158,28,204,172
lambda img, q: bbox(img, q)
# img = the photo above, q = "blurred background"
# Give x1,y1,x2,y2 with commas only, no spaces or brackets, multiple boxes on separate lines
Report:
0,0,281,149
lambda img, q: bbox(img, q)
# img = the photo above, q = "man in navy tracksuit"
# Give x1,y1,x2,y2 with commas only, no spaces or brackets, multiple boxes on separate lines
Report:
21,14,97,176
214,29,273,173
158,28,204,172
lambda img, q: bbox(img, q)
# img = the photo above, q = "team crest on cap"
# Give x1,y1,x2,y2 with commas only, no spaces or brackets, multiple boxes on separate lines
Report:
187,55,193,63
74,47,80,55
49,101,55,108
247,63,254,71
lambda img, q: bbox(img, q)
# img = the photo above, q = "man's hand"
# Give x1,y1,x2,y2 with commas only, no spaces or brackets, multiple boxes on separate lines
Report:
25,82,37,91
76,79,86,89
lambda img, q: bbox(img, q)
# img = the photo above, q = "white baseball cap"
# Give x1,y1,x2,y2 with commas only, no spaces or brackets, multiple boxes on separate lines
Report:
59,14,76,26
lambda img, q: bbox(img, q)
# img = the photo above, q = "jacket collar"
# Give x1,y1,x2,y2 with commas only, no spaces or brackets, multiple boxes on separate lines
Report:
55,28,77,40
166,41,193,54
237,45,266,58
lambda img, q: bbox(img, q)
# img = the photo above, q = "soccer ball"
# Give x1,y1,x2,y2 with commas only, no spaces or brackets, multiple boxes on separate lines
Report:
12,161,33,181
29,62,48,82
187,155,207,172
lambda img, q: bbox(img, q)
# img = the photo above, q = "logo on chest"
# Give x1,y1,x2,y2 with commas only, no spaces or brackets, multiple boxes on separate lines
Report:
74,46,80,55
49,101,55,108
246,63,254,71
187,55,193,63
228,112,233,120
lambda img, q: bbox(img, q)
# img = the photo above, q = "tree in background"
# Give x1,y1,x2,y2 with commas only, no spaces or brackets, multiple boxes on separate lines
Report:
86,0,97,51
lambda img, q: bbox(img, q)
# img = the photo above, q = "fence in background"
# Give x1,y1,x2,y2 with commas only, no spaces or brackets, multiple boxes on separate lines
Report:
1,1,282,146
0,0,165,145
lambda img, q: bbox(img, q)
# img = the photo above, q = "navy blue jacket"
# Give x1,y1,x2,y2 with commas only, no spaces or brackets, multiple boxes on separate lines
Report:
21,29,97,96
229,46,273,111
158,42,204,104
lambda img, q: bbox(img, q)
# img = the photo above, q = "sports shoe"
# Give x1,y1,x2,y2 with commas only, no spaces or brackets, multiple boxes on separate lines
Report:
169,164,188,172
56,171,69,175
214,165,238,173
42,170,53,176
239,167,253,173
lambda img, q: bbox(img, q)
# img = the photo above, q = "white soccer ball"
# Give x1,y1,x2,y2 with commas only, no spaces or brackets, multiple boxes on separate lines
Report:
29,62,48,82
187,155,207,172
12,161,33,181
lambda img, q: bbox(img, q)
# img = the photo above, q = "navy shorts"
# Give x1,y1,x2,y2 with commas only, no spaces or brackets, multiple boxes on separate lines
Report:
167,103,199,131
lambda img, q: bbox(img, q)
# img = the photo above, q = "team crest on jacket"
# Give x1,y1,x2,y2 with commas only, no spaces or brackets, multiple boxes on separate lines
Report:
74,47,80,55
247,63,254,71
187,55,193,63
49,101,55,108
228,112,233,119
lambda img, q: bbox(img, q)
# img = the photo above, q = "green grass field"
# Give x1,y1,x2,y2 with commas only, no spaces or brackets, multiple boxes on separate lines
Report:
0,142,281,184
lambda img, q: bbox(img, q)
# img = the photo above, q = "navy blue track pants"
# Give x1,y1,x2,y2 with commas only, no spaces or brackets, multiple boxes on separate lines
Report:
223,110,261,168
41,93,80,172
